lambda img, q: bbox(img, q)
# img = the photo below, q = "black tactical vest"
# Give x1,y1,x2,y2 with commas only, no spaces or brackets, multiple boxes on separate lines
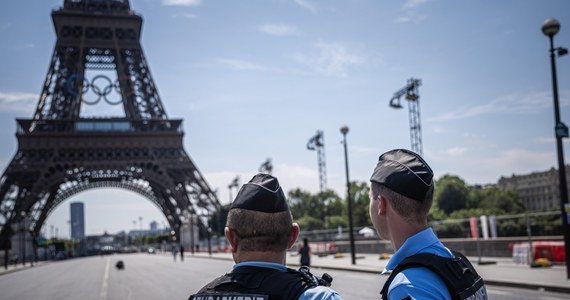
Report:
189,266,332,300
381,251,487,300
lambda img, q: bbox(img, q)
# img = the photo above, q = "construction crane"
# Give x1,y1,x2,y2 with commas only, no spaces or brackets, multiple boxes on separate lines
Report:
389,78,423,156
307,130,327,193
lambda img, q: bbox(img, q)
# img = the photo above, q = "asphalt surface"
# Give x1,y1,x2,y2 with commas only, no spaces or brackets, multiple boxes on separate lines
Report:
0,252,570,299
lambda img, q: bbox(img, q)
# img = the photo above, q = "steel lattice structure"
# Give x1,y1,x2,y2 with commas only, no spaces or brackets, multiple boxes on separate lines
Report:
0,0,220,263
389,78,423,156
307,131,327,193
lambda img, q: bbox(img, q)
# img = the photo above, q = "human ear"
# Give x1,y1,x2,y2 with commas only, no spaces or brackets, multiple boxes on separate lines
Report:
378,195,387,215
225,227,238,253
287,223,300,249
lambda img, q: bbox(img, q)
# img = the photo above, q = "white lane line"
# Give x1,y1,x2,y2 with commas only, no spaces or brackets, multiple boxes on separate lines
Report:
100,258,110,300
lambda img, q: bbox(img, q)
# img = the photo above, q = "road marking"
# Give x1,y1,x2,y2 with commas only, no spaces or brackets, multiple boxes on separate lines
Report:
100,258,110,300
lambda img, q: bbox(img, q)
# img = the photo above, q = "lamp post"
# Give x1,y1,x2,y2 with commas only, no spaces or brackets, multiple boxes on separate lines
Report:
340,126,356,265
542,18,570,279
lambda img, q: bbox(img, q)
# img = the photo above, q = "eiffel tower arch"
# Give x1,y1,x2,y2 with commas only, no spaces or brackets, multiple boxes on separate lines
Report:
0,0,221,264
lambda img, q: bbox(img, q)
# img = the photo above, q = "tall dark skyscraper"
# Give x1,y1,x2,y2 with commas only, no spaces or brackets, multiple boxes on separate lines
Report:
70,202,85,240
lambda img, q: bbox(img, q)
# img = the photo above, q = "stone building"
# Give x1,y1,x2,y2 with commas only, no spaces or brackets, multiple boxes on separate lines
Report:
497,165,570,211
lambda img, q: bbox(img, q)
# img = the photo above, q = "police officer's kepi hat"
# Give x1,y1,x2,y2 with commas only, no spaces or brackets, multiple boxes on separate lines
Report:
370,149,434,201
230,173,289,213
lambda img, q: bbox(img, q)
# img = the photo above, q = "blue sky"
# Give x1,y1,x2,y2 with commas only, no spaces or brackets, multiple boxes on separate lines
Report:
1,0,569,237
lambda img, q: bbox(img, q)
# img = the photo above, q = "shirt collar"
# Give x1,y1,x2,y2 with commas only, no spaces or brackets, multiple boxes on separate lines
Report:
385,227,439,271
234,261,287,271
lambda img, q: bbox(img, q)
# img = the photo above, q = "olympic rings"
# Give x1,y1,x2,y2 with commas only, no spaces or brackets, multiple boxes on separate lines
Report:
65,73,135,105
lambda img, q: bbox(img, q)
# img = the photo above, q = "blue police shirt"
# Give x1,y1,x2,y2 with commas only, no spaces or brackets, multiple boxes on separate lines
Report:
234,261,342,300
382,228,453,300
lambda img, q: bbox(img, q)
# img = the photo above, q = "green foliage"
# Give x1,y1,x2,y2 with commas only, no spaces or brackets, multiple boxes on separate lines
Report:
350,181,373,227
288,188,327,221
434,175,469,214
296,215,324,231
326,215,348,228
496,218,526,237
326,196,345,217
428,207,446,222
287,182,371,230
468,187,524,213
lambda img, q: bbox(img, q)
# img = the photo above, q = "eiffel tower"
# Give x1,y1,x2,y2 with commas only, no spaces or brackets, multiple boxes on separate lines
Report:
0,0,220,265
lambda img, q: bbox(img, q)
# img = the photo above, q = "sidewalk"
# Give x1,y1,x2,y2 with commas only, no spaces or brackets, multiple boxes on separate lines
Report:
189,251,570,294
0,261,45,276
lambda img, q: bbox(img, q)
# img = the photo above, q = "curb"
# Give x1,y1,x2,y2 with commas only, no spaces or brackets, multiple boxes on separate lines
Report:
0,262,45,277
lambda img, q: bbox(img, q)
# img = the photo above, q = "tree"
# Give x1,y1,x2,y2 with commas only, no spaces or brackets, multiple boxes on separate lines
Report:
288,188,343,229
468,186,524,214
350,181,373,227
295,215,324,231
326,196,345,218
434,175,469,215
326,215,347,229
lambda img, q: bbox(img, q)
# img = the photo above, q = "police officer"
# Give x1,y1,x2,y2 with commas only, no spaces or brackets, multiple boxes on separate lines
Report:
369,149,487,300
189,173,341,300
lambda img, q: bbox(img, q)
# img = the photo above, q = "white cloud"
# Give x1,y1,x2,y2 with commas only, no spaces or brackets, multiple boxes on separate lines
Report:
395,16,412,24
173,13,197,19
202,171,251,205
403,0,428,9
353,146,378,155
258,24,299,36
293,41,365,77
274,163,319,193
0,92,38,113
431,126,448,134
430,147,556,185
161,0,202,6
484,149,554,177
443,147,467,157
295,0,317,13
428,91,569,122
395,10,426,24
533,136,555,144
216,58,267,71
396,0,428,24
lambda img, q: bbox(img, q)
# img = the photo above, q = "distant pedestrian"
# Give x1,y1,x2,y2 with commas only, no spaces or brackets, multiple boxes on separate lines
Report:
299,238,311,267
172,244,178,262
180,245,184,261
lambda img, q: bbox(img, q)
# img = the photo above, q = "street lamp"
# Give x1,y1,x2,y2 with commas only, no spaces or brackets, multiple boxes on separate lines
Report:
340,126,356,265
542,18,570,279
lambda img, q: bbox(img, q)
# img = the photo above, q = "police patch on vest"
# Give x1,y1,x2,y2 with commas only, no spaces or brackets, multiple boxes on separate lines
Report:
191,293,268,300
